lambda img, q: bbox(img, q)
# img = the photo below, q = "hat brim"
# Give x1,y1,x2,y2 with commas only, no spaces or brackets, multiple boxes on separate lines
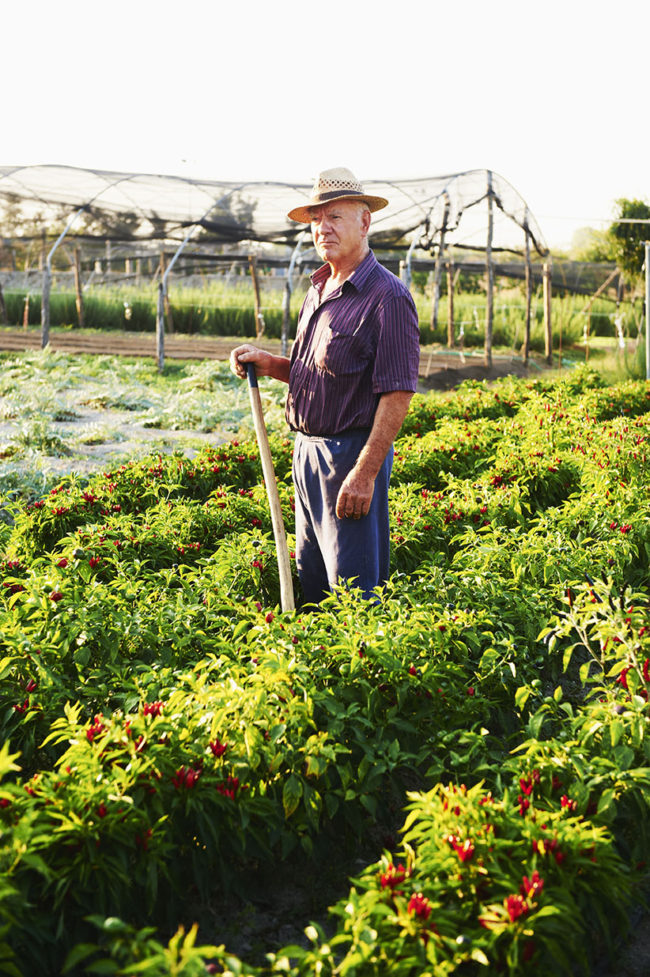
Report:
287,192,389,224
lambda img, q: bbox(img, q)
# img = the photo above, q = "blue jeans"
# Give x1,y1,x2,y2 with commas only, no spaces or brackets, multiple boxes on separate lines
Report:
292,430,393,605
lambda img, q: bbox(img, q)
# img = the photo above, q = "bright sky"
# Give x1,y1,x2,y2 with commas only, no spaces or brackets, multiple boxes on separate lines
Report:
5,0,648,250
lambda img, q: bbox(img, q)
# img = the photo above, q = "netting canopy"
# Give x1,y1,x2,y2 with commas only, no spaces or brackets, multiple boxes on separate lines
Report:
0,164,548,256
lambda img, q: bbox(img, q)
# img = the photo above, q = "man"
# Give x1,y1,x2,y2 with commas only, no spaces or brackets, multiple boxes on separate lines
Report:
230,167,420,605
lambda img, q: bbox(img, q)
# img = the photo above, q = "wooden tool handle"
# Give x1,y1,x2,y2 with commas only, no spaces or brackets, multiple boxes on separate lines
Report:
246,363,295,612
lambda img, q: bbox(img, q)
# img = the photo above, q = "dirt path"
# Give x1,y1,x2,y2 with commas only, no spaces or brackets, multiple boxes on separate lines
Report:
0,328,541,390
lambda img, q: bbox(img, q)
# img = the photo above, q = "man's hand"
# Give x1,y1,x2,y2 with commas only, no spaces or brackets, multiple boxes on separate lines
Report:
229,345,290,383
335,469,375,520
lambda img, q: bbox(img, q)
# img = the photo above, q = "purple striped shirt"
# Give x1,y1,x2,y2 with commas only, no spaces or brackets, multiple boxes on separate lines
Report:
285,250,420,436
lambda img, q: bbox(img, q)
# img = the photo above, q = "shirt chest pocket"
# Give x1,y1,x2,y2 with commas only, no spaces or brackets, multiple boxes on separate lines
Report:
313,323,370,377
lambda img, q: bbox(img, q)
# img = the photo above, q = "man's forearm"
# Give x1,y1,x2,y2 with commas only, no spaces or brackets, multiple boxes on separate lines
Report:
335,390,413,519
354,390,413,479
266,354,291,383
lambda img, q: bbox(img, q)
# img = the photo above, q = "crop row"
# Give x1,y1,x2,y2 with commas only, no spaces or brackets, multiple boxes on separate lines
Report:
2,282,631,349
0,366,649,975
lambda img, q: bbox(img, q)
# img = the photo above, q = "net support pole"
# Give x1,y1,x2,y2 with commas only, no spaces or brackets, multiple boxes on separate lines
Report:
41,206,86,348
282,231,308,357
156,222,201,372
0,280,7,325
281,277,292,359
73,246,84,329
403,226,423,291
156,282,165,373
249,254,264,339
484,172,494,369
446,259,455,348
645,242,650,380
522,219,532,366
430,194,450,336
543,261,553,365
159,251,174,334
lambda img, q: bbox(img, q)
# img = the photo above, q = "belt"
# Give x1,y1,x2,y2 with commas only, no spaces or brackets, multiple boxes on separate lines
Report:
295,427,371,440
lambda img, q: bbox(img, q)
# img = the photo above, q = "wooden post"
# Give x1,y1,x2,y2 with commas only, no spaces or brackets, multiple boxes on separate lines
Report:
430,194,450,336
543,262,552,365
156,282,165,373
281,277,291,358
446,259,455,347
249,254,264,338
0,281,8,325
578,268,619,318
522,228,532,366
159,251,174,333
484,172,494,368
23,294,30,329
73,247,85,329
431,245,443,336
41,271,51,348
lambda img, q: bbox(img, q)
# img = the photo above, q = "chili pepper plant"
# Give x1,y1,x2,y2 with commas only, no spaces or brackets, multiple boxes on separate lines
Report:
0,363,648,975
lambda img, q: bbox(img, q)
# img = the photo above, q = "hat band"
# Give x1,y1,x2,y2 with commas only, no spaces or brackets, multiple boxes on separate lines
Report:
313,188,364,203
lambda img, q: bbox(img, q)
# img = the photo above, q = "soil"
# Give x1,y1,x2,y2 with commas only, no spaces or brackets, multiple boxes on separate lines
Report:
0,327,543,392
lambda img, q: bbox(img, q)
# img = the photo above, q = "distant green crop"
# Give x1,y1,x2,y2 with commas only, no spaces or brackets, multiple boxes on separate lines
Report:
2,275,639,350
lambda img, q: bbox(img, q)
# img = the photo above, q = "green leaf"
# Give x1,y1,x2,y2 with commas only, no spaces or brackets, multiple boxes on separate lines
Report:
360,794,377,817
85,962,121,975
304,754,327,778
515,686,531,710
527,710,546,739
471,948,490,966
597,788,616,816
0,657,15,682
62,943,100,973
0,742,21,779
74,646,91,668
282,774,303,818
612,745,635,770
563,645,575,671
534,904,564,919
610,720,624,748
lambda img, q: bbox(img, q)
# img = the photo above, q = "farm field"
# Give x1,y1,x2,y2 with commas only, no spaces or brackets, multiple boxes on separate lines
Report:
0,350,649,976
1,273,640,352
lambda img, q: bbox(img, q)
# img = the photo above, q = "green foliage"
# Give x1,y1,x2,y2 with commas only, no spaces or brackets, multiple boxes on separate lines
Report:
607,197,650,287
569,227,615,263
0,359,648,974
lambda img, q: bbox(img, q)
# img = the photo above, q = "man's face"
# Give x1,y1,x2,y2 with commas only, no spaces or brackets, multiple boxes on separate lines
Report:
310,200,370,266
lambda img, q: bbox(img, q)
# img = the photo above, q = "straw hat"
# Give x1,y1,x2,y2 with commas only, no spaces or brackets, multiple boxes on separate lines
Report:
287,167,389,223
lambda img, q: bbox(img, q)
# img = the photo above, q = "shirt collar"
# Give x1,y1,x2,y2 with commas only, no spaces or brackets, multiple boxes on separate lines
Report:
310,249,377,294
